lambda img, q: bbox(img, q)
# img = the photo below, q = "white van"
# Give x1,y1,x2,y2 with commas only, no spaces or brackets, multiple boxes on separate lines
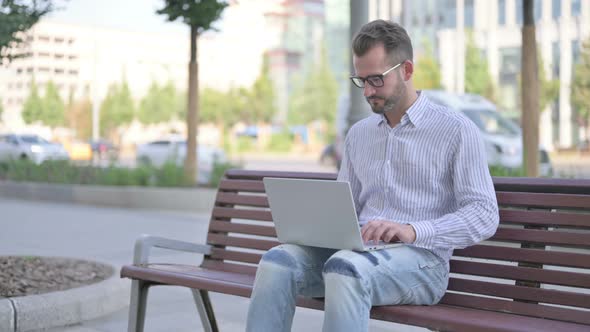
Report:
422,90,552,175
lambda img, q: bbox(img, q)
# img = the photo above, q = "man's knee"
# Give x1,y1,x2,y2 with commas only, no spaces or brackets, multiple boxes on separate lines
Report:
260,245,298,269
323,257,361,278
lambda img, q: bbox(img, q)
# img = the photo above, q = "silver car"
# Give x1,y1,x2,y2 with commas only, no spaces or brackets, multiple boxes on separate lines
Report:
136,138,227,184
0,134,70,164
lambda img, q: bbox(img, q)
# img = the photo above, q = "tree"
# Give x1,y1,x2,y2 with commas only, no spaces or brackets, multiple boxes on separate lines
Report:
21,78,43,124
42,81,65,127
289,45,339,130
518,51,560,112
0,0,56,63
521,0,540,176
248,54,277,124
465,31,495,102
157,0,228,185
413,41,443,90
572,37,590,143
99,81,135,140
138,81,180,125
66,87,92,140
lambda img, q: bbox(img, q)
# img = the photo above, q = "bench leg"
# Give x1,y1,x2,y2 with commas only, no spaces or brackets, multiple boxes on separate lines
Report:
191,289,218,332
128,280,150,332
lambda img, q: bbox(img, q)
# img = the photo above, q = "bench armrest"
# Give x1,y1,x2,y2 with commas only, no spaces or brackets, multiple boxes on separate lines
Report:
133,234,212,264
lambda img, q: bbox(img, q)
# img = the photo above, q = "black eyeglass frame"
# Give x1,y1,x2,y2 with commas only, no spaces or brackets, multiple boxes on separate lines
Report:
350,61,404,88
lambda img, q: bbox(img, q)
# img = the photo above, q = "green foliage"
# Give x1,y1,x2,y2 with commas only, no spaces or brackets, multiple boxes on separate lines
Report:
234,136,254,153
488,165,526,177
248,54,277,123
0,98,4,120
413,40,443,90
200,87,234,126
265,131,293,153
42,81,65,127
156,0,227,32
465,31,495,102
289,45,338,127
209,159,241,187
572,37,590,124
138,81,181,125
0,0,55,63
21,78,43,124
99,81,135,138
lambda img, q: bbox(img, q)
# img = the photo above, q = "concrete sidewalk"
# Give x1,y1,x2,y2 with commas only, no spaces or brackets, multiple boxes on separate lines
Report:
0,198,425,332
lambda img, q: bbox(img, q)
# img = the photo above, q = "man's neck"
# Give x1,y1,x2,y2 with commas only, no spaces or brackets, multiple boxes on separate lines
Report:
384,90,419,128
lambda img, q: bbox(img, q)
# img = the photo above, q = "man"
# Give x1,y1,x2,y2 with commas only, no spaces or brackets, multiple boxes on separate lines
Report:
246,20,499,332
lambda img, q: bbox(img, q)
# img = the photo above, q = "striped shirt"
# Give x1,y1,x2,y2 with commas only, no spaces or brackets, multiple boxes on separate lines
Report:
337,92,499,266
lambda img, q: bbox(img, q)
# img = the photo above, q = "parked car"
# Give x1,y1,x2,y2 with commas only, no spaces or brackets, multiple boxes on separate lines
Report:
422,90,553,176
0,134,70,164
136,137,227,184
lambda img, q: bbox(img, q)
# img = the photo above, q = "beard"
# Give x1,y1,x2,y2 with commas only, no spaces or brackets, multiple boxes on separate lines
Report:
366,75,406,115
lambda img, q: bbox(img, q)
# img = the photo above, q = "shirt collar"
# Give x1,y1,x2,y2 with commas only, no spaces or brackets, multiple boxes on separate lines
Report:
375,91,428,128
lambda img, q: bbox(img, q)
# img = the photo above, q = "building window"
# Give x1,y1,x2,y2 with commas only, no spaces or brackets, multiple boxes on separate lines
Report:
26,67,33,73
498,0,506,25
38,67,50,72
16,68,22,74
68,69,78,75
54,54,64,59
54,37,64,43
465,0,474,27
552,0,561,20
68,55,77,60
534,0,542,21
572,40,581,65
38,35,50,42
54,68,64,74
572,0,581,16
38,52,50,58
516,0,542,24
552,41,560,78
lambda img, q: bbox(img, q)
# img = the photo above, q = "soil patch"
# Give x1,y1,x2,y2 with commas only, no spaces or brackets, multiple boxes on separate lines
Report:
0,256,113,298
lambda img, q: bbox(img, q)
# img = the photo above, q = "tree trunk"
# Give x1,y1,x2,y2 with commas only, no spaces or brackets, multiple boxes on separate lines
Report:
521,0,539,177
185,25,199,184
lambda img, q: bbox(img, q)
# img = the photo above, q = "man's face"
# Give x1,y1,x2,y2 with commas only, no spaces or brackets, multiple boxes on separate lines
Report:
352,45,406,114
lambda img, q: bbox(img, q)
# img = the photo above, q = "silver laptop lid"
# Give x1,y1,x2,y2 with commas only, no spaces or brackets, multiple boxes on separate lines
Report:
263,177,366,251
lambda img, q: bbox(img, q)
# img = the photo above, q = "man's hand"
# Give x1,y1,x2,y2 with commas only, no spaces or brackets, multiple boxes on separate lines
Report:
361,220,416,244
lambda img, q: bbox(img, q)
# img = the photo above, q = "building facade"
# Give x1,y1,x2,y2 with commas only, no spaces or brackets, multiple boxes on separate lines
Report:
364,0,589,150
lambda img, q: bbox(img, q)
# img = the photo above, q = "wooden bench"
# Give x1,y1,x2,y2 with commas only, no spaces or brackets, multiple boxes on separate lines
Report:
121,169,590,332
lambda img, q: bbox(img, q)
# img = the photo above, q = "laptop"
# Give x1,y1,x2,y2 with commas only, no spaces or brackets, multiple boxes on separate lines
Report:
263,177,403,252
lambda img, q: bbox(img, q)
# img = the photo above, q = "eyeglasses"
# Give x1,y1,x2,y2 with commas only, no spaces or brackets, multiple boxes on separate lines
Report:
350,61,404,88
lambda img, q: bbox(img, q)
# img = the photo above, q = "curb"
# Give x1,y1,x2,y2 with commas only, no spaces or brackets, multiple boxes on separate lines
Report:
1,263,130,332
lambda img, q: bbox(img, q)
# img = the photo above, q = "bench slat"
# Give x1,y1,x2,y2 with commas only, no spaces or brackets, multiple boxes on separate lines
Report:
450,260,590,288
447,277,590,309
212,207,273,222
218,179,265,193
225,169,337,181
499,209,590,229
201,260,258,275
496,192,590,209
440,292,590,326
215,193,269,208
454,245,590,269
207,233,280,251
209,220,277,237
210,248,262,265
491,228,590,248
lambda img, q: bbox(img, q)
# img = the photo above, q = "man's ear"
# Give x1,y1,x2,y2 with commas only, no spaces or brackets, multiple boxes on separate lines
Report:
402,60,414,81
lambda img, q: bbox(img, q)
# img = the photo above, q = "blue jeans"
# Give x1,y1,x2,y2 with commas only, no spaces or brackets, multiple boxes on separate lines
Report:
246,244,448,332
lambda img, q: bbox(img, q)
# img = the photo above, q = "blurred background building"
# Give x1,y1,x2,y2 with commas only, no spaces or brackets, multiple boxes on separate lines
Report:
1,0,588,151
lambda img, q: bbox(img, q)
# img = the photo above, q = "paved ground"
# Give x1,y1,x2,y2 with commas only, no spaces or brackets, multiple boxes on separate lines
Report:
0,198,426,332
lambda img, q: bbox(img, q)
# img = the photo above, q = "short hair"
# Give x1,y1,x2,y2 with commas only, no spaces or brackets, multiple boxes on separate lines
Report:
352,20,413,65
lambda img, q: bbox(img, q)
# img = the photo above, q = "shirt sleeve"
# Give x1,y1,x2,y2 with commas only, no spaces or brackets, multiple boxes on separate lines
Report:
410,120,500,251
